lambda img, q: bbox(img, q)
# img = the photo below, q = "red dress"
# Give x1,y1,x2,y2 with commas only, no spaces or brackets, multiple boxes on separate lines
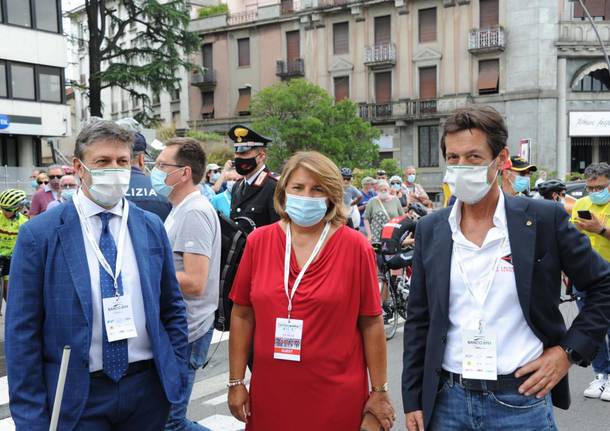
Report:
230,223,382,431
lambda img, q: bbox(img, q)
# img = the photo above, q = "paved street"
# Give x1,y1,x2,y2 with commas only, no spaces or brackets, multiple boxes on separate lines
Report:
0,303,609,429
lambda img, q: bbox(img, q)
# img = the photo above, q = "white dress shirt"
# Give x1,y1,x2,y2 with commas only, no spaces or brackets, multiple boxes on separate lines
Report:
442,193,543,375
74,190,153,372
245,164,267,186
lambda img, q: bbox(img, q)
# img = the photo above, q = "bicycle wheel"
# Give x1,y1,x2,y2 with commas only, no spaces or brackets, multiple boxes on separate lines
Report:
382,273,398,340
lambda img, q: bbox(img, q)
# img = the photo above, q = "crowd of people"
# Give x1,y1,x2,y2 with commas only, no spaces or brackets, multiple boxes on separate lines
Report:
0,105,608,431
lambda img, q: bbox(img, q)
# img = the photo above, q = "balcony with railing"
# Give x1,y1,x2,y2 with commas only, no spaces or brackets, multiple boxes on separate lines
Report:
227,9,258,25
191,69,217,89
359,99,438,122
317,0,360,9
364,43,397,68
558,20,610,52
276,59,305,79
468,27,505,54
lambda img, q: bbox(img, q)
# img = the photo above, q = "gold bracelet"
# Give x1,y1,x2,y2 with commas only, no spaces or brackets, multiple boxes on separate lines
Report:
371,382,389,392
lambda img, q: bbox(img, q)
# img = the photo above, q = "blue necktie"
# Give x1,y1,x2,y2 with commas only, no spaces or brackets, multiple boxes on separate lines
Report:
98,212,128,382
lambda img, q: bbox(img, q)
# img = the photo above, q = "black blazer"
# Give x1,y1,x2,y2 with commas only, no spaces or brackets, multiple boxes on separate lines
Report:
401,194,610,427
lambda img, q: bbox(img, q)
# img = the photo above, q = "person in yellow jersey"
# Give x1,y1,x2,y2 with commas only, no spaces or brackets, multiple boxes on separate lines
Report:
0,189,28,302
571,162,610,402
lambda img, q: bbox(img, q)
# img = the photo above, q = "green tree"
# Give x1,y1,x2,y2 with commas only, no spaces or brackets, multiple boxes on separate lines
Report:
250,79,380,171
78,0,199,126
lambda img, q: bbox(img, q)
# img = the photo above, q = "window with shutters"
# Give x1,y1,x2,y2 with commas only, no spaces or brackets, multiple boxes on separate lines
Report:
238,38,250,67
375,72,392,103
479,0,499,28
202,91,214,117
202,44,213,70
419,8,437,43
286,31,300,61
419,67,437,99
375,15,391,45
478,59,500,94
236,88,251,115
334,76,349,101
574,0,609,20
334,22,349,55
418,125,440,168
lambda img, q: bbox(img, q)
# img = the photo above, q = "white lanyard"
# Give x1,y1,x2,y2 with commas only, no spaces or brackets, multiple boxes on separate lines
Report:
454,235,507,333
164,190,200,233
74,191,129,298
283,222,331,320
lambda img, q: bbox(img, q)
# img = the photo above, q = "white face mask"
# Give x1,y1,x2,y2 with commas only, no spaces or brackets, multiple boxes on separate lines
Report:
82,162,131,207
446,159,498,205
443,169,456,194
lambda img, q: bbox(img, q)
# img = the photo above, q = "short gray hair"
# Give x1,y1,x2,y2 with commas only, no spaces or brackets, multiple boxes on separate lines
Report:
74,119,134,160
584,163,610,180
47,164,63,173
377,180,390,189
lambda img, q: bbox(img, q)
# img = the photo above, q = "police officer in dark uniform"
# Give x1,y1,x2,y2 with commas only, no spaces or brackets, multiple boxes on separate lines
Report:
125,132,172,221
228,125,279,230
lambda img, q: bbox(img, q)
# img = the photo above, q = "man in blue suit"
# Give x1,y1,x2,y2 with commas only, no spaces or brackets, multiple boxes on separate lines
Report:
402,106,610,430
6,119,188,431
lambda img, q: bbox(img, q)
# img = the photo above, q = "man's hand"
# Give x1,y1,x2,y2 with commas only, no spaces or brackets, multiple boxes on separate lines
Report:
363,392,395,431
515,346,571,398
576,213,604,234
401,232,415,248
406,410,424,431
227,385,250,423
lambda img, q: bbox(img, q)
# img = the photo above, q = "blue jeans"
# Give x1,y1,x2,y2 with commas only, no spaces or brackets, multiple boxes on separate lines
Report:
429,378,557,430
575,291,610,374
165,326,214,431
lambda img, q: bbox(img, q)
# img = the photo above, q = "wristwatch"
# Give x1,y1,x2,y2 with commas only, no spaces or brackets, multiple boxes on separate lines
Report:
563,347,587,366
371,382,389,393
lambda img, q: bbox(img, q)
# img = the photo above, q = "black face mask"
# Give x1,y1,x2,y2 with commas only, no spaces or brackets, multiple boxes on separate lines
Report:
234,156,259,176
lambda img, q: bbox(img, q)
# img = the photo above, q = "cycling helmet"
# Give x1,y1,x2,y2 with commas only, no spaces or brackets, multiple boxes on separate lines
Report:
0,189,26,211
340,167,352,178
537,180,566,199
408,202,428,218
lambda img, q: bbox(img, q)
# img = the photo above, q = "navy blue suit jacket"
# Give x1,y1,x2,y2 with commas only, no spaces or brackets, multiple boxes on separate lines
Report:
6,200,188,431
402,195,610,427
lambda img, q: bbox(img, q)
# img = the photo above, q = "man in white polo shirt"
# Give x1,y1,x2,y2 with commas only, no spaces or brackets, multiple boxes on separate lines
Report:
402,106,610,430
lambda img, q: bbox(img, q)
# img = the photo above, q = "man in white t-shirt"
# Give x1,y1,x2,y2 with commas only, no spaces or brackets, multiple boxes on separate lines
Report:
152,137,221,431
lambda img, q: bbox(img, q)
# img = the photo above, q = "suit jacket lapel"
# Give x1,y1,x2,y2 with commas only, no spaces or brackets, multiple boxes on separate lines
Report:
57,202,93,327
433,213,453,321
504,194,537,322
127,204,154,323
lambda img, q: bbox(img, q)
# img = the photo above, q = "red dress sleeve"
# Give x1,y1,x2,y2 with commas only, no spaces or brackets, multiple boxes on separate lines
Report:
358,237,382,317
229,235,255,306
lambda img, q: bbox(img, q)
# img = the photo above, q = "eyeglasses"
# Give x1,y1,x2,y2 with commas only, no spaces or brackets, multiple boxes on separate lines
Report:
586,184,610,193
155,162,185,170
37,180,49,185
48,175,64,180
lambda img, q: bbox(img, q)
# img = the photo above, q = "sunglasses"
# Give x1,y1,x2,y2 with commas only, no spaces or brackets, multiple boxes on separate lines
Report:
391,182,401,185
48,175,64,180
37,180,49,185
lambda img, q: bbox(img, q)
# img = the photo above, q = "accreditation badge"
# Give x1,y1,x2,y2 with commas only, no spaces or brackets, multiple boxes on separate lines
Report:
462,329,498,381
102,294,138,342
273,318,303,362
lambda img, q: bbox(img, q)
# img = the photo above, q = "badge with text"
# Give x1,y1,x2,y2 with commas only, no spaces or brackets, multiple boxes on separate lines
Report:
462,329,498,381
102,294,138,342
273,318,303,362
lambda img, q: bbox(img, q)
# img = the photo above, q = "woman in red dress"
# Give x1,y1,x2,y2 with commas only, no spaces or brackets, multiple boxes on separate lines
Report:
228,151,395,430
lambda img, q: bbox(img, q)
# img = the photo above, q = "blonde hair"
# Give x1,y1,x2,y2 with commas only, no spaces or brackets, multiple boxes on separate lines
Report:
274,151,348,226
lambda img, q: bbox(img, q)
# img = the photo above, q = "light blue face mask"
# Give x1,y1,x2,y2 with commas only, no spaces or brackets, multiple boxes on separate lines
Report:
590,187,610,205
31,180,39,190
407,174,416,183
512,175,530,194
151,167,181,198
62,189,76,201
210,172,221,183
285,193,328,227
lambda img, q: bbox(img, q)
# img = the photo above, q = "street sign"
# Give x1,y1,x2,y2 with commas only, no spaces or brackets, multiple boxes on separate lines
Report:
519,138,531,162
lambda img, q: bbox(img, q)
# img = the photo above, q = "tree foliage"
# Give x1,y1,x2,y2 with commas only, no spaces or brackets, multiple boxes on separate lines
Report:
250,79,380,171
80,0,199,126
